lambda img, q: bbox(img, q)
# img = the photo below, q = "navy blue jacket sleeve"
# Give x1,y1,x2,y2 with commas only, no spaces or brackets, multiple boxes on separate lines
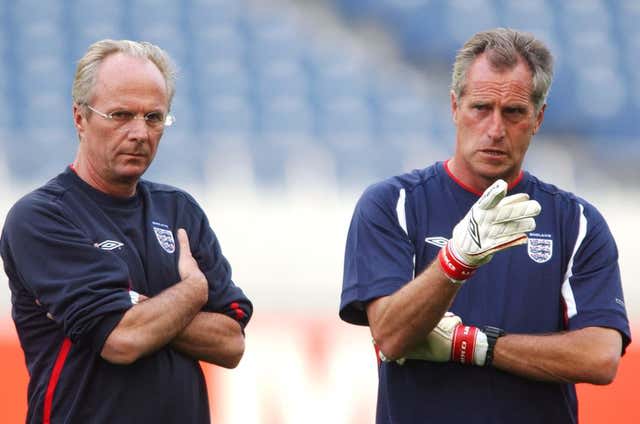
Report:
1,195,133,352
340,182,415,326
190,209,252,329
565,201,631,353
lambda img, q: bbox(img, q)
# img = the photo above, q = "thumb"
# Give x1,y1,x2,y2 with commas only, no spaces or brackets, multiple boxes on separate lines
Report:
476,179,507,210
177,228,191,257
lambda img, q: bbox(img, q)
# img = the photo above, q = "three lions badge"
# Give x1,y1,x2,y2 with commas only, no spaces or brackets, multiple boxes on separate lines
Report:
527,236,553,263
153,223,175,254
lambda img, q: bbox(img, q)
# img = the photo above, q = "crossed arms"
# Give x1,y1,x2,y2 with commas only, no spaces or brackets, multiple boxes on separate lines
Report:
101,229,245,368
366,258,623,385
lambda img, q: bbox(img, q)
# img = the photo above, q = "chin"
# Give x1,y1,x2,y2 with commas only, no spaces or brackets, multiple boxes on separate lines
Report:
475,162,514,181
116,164,148,181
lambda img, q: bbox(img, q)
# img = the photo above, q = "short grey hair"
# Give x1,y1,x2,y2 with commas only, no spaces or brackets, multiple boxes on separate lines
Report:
451,28,553,112
72,39,177,108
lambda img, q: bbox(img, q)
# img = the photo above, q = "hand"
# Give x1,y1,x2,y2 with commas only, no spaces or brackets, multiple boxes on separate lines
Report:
177,228,208,303
397,312,488,366
439,179,541,281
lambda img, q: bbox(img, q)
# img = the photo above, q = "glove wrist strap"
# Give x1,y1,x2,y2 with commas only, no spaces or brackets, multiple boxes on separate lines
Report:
451,325,479,365
438,242,477,282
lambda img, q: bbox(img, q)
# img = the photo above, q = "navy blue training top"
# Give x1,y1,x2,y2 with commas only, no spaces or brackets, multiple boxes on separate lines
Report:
1,167,252,424
340,161,631,424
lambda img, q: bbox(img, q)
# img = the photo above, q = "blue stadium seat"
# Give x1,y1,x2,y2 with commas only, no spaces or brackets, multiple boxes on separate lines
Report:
200,94,253,137
195,58,250,98
374,85,434,141
245,11,305,65
192,23,247,68
309,53,371,103
134,26,190,70
257,95,314,139
574,66,628,135
319,96,374,142
564,30,619,70
253,58,308,100
444,0,500,46
188,0,246,28
497,0,555,36
128,0,181,28
558,0,611,35
23,93,72,133
13,0,64,25
4,129,76,183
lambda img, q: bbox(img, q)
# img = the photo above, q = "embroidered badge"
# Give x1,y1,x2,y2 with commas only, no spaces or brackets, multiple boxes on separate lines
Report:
527,237,553,263
153,225,175,254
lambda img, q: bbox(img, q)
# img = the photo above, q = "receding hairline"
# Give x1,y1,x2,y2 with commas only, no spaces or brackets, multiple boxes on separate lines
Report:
91,52,170,98
72,39,177,109
457,52,535,98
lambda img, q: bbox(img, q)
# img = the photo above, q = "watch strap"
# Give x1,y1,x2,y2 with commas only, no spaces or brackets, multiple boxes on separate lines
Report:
483,326,505,367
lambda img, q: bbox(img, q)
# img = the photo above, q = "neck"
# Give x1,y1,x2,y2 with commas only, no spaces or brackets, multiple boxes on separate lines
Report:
72,158,138,198
445,158,522,195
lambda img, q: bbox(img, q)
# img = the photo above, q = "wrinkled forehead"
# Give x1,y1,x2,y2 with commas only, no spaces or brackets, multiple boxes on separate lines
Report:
462,55,534,105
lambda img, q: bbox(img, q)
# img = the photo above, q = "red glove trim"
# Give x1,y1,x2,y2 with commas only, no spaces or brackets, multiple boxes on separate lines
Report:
451,324,479,365
438,242,477,281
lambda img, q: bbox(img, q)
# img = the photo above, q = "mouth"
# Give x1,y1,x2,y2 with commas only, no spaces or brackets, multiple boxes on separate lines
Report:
478,149,507,157
120,152,148,158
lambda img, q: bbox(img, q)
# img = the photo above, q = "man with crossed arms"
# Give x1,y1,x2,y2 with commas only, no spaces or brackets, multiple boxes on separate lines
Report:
1,40,252,423
340,28,630,423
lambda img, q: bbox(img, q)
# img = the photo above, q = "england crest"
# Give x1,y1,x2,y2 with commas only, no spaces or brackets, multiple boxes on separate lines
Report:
153,226,175,254
527,237,553,263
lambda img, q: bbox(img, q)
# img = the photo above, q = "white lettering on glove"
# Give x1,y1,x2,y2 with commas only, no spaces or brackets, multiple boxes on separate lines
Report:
400,312,488,366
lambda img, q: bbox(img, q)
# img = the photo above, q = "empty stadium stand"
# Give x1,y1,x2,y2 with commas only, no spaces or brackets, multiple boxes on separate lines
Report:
0,0,636,188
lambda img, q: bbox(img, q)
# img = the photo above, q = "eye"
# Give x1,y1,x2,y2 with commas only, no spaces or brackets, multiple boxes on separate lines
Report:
144,112,165,124
473,104,489,111
110,110,135,121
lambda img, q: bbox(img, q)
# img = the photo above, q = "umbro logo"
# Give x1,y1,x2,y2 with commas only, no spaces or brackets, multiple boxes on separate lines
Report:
425,236,448,248
94,240,124,251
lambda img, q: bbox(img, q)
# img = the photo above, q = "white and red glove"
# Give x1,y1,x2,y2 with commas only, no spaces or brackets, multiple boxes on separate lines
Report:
439,179,541,282
387,313,488,366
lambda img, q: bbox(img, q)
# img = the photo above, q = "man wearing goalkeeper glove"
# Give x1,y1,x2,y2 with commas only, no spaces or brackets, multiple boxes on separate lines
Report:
340,28,630,424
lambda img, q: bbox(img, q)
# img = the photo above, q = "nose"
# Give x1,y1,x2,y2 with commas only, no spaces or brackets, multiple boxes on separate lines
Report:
124,116,151,141
487,109,506,141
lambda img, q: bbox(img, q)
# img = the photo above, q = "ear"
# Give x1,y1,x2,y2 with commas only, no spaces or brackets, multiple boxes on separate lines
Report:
532,104,546,135
73,104,86,139
450,90,459,124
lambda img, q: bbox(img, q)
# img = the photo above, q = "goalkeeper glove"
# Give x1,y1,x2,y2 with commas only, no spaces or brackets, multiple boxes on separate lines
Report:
438,179,541,282
387,313,489,366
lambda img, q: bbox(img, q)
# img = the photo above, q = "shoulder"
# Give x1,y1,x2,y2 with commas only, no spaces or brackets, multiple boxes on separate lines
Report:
358,165,439,209
5,175,71,225
526,174,603,220
139,179,204,213
525,174,611,244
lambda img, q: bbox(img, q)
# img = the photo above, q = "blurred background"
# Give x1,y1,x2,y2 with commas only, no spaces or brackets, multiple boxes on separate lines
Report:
0,0,637,422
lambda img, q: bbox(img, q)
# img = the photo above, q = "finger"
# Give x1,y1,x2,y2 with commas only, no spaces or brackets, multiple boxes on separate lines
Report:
490,217,537,238
476,179,507,210
177,228,191,257
497,193,530,207
494,200,541,223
